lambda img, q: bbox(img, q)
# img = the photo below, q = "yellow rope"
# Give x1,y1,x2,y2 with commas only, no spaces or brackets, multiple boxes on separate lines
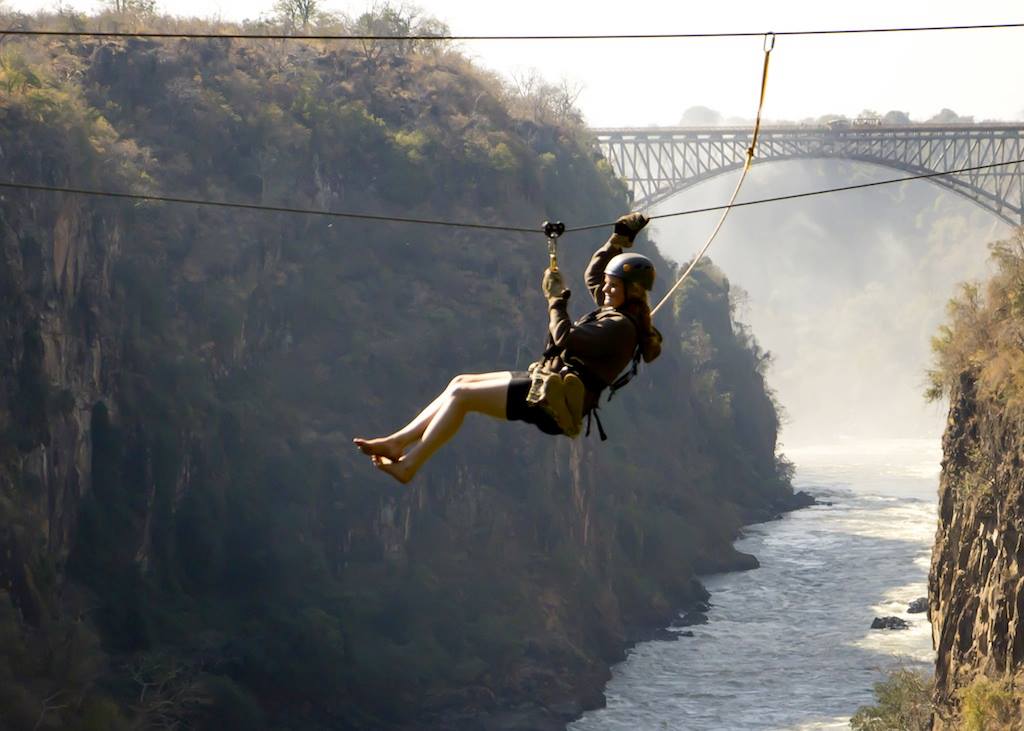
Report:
651,33,775,318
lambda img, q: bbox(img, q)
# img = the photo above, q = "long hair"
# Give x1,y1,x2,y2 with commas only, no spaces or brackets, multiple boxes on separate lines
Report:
621,283,662,363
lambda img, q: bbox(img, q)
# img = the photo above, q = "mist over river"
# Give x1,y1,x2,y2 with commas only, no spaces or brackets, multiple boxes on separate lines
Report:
570,438,938,731
648,158,1012,446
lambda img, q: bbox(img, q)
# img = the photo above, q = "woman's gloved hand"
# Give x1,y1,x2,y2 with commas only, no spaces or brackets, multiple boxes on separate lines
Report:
542,267,567,299
608,212,650,248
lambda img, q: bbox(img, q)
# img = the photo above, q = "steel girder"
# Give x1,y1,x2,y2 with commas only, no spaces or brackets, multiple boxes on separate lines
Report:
592,125,1024,226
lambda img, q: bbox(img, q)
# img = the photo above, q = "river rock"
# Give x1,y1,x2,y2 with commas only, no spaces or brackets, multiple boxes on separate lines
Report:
871,616,910,630
907,597,928,614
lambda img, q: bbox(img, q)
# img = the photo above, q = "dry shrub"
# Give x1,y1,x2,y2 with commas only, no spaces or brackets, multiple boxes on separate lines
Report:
850,667,934,731
958,675,1024,731
928,228,1024,411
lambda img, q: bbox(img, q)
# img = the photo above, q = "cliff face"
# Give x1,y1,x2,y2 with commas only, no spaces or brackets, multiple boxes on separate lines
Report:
0,14,803,730
928,233,1024,728
929,373,1024,727
0,187,121,622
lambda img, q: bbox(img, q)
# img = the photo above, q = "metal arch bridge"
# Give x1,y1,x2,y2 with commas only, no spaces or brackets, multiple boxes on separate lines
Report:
591,124,1024,226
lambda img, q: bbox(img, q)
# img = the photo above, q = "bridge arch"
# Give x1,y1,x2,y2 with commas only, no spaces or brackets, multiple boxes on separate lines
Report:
592,125,1024,227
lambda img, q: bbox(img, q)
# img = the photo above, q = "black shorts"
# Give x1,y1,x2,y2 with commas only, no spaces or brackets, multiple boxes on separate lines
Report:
506,371,564,436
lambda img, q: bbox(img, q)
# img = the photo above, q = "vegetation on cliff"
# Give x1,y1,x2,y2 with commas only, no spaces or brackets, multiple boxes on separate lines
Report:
849,670,1024,731
956,676,1024,731
925,227,1024,729
850,668,932,731
0,6,797,728
927,230,1024,413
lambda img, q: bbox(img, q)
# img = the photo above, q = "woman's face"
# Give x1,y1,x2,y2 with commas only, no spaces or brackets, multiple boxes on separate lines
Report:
602,274,626,308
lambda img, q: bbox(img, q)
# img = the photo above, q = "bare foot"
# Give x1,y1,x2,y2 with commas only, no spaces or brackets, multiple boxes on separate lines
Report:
352,437,404,462
371,454,416,484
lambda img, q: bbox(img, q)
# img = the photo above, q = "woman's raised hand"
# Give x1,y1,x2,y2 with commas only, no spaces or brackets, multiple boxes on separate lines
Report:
542,267,566,300
609,212,650,248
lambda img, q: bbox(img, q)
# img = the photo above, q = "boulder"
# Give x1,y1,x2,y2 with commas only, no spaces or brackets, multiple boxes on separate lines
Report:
907,597,928,614
871,616,910,630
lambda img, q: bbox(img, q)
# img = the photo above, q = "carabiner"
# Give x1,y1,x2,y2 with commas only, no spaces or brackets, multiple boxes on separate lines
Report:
543,220,565,271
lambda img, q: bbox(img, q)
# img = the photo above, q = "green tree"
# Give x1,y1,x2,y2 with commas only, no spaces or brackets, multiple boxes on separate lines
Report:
928,108,974,124
351,2,452,62
273,0,318,32
850,668,933,730
103,0,156,15
883,110,912,125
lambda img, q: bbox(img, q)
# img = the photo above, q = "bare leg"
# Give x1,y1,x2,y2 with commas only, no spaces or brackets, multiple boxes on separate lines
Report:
373,373,512,484
354,372,511,461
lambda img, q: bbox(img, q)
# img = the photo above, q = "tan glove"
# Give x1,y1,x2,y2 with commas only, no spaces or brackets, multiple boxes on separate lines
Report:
542,267,565,299
608,212,650,248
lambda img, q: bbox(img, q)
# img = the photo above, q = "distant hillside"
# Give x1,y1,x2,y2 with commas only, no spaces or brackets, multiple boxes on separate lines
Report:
0,7,803,729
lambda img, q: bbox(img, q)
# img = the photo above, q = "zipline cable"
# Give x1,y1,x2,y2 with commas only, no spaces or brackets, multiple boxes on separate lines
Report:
566,158,1024,234
2,158,1022,237
650,32,773,318
0,180,539,234
1,22,1023,42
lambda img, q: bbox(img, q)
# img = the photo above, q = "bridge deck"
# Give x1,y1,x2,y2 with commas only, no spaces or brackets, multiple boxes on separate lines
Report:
590,124,1024,225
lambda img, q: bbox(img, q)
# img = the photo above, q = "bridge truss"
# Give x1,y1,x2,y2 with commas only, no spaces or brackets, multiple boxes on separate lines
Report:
592,125,1024,226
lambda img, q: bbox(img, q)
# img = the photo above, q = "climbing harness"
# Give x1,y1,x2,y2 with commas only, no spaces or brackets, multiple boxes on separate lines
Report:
528,307,625,441
526,358,587,437
564,308,648,441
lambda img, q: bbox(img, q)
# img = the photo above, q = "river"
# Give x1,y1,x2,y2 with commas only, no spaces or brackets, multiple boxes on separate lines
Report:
570,438,938,731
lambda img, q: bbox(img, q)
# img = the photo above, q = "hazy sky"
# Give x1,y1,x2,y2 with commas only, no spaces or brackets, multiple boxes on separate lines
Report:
7,0,1024,127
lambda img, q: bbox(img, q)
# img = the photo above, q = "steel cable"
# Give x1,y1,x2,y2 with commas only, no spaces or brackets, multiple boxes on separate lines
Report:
1,22,1022,41
3,158,1022,237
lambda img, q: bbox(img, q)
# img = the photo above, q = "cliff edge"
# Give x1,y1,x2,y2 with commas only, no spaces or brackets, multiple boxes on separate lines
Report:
928,230,1024,728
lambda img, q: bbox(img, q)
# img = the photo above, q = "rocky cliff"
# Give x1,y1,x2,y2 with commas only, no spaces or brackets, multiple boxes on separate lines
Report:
0,10,806,730
928,232,1024,728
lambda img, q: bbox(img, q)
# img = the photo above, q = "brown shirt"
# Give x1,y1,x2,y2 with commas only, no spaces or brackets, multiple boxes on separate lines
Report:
545,240,638,388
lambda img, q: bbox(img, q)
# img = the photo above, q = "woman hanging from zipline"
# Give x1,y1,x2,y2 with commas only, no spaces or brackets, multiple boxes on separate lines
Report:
353,213,662,483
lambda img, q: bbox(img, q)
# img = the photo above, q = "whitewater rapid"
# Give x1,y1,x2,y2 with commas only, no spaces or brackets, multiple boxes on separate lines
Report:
570,438,938,731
